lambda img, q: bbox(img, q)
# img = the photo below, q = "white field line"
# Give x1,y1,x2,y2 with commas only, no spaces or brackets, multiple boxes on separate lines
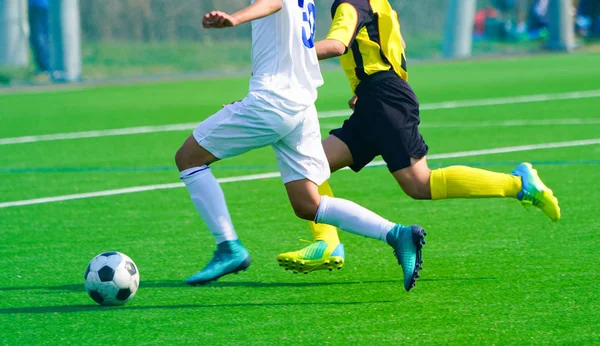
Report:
0,172,282,209
0,123,200,145
317,89,600,118
1,138,599,209
2,89,600,146
322,118,600,130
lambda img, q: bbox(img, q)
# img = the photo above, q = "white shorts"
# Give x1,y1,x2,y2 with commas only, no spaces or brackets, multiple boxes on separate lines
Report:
192,92,330,185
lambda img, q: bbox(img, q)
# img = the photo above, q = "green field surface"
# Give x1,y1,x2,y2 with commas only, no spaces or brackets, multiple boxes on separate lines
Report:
1,53,600,345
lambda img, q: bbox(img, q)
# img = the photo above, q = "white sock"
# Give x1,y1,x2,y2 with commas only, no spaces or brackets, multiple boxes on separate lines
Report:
180,166,238,244
315,196,396,242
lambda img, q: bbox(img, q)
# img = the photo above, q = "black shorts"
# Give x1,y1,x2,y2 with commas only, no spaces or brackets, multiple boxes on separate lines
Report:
330,71,428,173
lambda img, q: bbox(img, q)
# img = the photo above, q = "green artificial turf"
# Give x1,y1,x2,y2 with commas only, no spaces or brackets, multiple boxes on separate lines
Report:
1,52,599,345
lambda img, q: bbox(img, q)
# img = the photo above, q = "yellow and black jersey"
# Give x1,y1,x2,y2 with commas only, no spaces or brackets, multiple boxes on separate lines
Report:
326,0,408,93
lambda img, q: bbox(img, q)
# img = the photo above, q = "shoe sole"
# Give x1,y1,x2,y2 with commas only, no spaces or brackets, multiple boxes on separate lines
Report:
186,255,251,286
406,225,426,292
277,256,344,274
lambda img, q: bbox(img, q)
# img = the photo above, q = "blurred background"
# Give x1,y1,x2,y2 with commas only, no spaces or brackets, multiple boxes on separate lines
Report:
0,0,599,86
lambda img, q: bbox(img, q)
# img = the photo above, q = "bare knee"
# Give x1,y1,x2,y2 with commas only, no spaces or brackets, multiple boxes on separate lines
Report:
175,146,193,171
402,182,431,200
393,158,432,200
175,135,218,171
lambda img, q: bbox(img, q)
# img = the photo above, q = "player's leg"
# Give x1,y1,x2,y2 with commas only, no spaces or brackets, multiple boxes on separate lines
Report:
392,156,521,200
273,107,345,272
276,96,381,272
284,136,352,262
284,178,425,291
392,157,560,221
275,107,370,273
272,106,425,291
322,135,354,172
307,181,340,243
373,76,560,221
428,165,521,199
390,156,432,200
277,179,344,273
28,6,50,74
176,135,250,285
370,73,517,200
176,99,283,285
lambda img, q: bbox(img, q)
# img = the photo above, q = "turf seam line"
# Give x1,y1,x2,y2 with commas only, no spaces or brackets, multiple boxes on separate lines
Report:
1,138,599,209
1,89,599,145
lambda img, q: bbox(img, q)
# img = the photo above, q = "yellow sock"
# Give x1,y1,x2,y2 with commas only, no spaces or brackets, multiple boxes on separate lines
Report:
309,181,340,245
430,166,522,200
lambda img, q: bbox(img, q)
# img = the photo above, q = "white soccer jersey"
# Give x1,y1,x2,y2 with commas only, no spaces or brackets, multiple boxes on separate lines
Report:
192,0,331,186
249,0,324,111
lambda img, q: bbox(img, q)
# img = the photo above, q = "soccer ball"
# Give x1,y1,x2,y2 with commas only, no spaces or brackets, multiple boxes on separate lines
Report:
84,252,140,306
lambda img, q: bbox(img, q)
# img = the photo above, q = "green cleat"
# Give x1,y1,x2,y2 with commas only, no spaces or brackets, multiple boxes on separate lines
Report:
386,225,426,292
186,240,251,285
511,162,560,222
276,241,345,274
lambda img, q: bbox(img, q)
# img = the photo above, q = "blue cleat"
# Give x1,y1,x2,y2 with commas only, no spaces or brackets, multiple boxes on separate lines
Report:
511,162,560,222
386,225,426,292
186,240,251,285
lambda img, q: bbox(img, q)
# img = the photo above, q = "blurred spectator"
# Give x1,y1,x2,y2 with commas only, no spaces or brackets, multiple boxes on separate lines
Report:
527,0,548,40
576,0,600,38
491,0,530,38
474,7,499,39
28,0,50,77
478,0,553,41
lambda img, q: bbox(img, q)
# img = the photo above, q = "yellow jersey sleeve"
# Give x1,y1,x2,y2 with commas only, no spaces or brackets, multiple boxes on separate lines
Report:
325,3,359,48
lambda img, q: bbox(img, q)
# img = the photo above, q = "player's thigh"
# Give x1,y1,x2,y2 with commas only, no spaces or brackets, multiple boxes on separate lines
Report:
328,99,379,172
322,135,353,173
273,105,330,188
192,96,284,160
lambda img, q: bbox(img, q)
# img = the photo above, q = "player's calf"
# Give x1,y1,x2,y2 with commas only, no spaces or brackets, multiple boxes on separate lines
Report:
285,179,323,221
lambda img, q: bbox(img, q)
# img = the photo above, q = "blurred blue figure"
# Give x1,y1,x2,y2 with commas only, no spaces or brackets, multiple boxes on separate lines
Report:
28,0,50,75
490,0,529,39
527,0,548,40
577,0,600,38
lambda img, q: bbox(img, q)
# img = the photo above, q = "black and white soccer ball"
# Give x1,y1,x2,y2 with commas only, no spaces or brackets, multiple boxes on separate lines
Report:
84,252,140,306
